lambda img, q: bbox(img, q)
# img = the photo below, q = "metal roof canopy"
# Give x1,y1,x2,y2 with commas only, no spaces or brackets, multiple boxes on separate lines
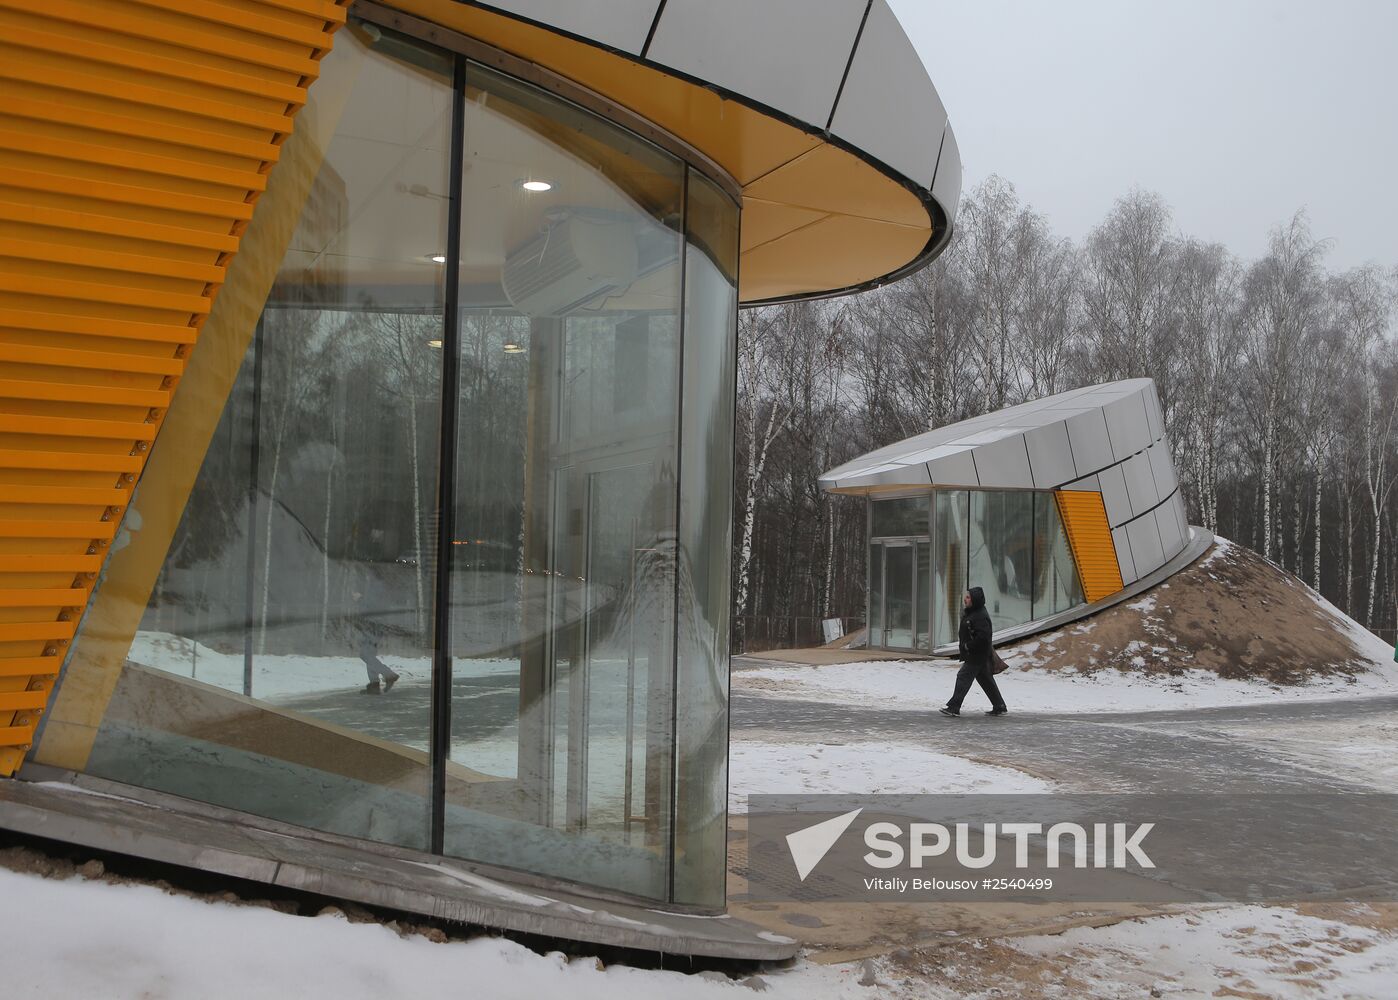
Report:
370,0,963,303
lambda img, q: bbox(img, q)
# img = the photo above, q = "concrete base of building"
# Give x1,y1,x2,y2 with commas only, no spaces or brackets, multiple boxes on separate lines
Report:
0,768,798,961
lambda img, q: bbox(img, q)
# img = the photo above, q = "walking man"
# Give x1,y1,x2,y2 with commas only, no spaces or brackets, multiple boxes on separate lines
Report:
352,588,399,695
940,586,1007,717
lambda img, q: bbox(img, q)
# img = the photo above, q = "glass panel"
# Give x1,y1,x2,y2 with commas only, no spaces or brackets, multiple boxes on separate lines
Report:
673,169,739,907
969,491,1036,632
868,543,884,647
871,495,930,537
932,491,969,647
1033,493,1086,618
884,544,914,648
443,63,685,901
80,29,454,850
915,541,931,650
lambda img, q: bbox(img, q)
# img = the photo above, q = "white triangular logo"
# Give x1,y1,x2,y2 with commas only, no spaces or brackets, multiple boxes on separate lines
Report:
786,809,863,881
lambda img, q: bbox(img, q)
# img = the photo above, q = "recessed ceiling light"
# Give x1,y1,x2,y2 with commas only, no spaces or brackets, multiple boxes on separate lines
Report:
428,254,447,264
521,180,552,192
427,339,444,349
503,343,526,354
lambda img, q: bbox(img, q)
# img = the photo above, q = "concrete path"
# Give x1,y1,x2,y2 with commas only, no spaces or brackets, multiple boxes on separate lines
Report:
726,689,1398,959
731,691,1398,793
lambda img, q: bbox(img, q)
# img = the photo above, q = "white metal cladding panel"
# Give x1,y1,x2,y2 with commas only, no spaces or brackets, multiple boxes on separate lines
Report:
1126,514,1166,577
1155,502,1184,559
478,0,659,53
931,125,962,227
899,444,972,467
1064,473,1099,492
1174,492,1192,543
1112,525,1139,585
1147,439,1178,496
1061,408,1114,475
648,0,866,130
1024,421,1077,488
925,449,981,487
970,433,1033,488
1098,464,1134,527
1104,392,1153,461
831,0,947,188
1144,383,1164,439
868,462,933,487
1122,451,1160,516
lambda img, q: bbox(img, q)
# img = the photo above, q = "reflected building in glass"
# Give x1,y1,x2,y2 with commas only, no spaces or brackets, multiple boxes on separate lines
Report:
825,380,1200,654
1,0,963,946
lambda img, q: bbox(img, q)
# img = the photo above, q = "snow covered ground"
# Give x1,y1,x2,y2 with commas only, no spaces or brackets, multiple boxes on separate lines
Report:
728,739,1052,812
5,864,1396,999
995,904,1398,999
735,535,1398,716
127,630,518,701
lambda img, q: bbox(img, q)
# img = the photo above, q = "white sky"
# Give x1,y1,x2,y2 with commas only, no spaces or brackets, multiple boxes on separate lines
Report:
890,0,1398,270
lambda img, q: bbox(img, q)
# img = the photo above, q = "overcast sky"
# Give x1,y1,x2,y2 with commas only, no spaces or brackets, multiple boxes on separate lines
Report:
889,0,1397,270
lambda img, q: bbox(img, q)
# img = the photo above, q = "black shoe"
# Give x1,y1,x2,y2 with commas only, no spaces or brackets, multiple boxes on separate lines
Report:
939,707,960,717
985,707,1008,716
384,673,399,693
362,682,382,695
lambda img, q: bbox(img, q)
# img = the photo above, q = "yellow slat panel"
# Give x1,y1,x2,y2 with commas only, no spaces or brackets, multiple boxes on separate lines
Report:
0,308,203,344
0,18,311,105
2,95,283,165
0,0,350,775
0,657,62,678
0,724,37,749
0,0,324,78
1055,491,1126,603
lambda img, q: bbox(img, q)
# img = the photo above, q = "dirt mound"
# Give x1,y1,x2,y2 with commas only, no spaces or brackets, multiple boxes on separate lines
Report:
1008,538,1394,685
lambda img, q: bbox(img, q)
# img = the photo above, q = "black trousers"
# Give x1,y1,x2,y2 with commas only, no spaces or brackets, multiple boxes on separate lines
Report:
947,658,1005,711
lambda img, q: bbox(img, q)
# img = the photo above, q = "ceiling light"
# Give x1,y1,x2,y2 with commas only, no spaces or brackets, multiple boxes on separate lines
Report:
427,339,443,349
520,180,552,192
503,342,525,354
428,253,447,264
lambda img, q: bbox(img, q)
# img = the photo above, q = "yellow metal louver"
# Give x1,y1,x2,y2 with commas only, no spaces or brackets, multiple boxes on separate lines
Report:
0,0,351,775
1055,490,1125,604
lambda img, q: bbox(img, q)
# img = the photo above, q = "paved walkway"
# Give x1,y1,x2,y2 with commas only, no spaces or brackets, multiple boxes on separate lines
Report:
726,689,1398,959
732,692,1398,793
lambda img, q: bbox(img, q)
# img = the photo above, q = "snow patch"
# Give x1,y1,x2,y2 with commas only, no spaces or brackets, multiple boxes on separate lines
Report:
728,739,1052,811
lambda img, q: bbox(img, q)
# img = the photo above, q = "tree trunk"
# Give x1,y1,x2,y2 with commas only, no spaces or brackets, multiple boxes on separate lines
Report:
1312,467,1323,592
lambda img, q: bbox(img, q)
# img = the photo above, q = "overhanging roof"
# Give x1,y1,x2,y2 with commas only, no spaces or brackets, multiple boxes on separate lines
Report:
368,0,963,303
820,380,1167,494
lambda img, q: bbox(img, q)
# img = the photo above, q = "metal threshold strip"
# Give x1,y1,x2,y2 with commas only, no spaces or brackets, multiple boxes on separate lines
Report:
0,767,797,961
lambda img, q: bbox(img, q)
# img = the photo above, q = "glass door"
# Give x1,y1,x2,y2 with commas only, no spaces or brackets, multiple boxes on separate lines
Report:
883,542,914,649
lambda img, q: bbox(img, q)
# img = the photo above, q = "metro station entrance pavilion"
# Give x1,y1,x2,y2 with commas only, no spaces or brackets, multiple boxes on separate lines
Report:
0,0,962,950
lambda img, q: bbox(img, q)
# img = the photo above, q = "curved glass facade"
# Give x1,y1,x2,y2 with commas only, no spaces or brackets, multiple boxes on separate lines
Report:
869,490,1085,652
45,25,738,907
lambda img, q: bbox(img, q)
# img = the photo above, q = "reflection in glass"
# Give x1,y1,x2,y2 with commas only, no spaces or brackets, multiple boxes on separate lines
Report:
64,28,742,908
82,29,453,850
443,64,685,900
1033,493,1085,617
932,491,969,647
868,543,883,646
915,541,931,650
884,544,914,648
673,169,739,907
969,491,1036,630
871,495,930,537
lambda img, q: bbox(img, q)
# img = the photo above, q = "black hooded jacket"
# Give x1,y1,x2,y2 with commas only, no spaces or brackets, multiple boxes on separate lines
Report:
958,586,993,668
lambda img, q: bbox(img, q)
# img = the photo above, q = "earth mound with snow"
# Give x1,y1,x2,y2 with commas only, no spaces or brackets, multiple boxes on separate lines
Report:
1011,537,1395,684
